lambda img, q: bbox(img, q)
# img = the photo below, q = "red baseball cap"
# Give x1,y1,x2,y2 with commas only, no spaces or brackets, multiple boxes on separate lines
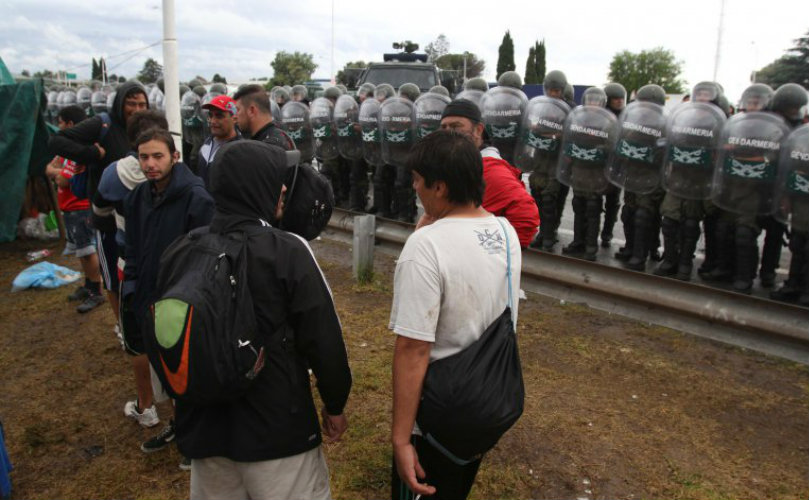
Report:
202,95,237,115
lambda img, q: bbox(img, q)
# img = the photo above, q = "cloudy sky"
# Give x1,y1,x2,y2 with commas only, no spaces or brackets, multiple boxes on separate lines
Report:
3,0,807,101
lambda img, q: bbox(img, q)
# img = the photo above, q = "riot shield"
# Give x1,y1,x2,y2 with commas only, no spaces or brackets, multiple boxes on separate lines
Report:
76,87,92,113
379,97,416,168
556,106,618,193
334,95,363,161
359,99,384,167
271,100,282,127
414,93,450,139
455,90,484,110
310,97,339,160
91,90,108,116
712,112,790,216
47,91,59,124
661,102,726,200
105,91,116,114
281,101,314,162
480,86,528,164
180,90,205,150
774,124,809,231
514,96,570,174
60,90,77,110
606,101,667,194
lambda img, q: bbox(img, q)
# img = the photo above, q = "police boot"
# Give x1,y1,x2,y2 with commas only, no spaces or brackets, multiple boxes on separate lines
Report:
758,218,786,288
626,208,651,271
539,195,560,252
349,159,369,212
583,197,602,261
396,187,416,223
562,196,587,256
731,225,759,294
771,231,807,302
601,189,620,248
698,213,718,276
700,218,734,282
676,218,701,281
654,217,680,277
615,205,635,261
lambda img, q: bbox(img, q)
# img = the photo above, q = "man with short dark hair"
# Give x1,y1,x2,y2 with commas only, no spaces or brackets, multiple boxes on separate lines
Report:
390,130,522,500
439,99,539,247
197,95,241,188
92,109,169,350
232,84,293,150
122,129,214,458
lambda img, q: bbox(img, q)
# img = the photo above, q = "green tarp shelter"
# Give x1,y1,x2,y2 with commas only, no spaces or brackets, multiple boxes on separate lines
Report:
0,57,52,242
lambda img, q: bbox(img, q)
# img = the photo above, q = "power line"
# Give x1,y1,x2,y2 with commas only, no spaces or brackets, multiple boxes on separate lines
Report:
60,41,161,72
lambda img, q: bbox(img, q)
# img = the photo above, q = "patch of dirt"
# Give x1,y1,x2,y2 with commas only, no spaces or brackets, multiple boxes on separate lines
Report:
0,236,806,499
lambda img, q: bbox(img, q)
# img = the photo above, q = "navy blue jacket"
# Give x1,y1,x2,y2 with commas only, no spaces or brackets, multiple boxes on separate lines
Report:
122,162,214,316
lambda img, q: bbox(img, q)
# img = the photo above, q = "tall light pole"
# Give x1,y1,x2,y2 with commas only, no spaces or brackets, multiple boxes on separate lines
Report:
712,0,726,82
162,0,182,157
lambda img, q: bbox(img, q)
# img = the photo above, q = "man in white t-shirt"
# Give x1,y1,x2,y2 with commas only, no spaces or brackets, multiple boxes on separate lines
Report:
389,130,522,500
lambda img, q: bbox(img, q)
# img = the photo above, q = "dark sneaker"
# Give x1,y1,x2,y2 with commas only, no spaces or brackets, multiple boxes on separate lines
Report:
141,421,175,453
76,293,105,313
68,286,90,302
179,456,192,471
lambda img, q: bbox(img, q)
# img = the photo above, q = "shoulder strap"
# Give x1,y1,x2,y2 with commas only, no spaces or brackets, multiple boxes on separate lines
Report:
495,218,513,310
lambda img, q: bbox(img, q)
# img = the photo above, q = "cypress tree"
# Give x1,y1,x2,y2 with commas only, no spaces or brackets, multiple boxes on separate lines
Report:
525,46,538,84
536,40,546,83
496,30,516,79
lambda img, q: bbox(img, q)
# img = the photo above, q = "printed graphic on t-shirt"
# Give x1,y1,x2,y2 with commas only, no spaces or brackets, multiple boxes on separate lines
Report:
475,228,504,254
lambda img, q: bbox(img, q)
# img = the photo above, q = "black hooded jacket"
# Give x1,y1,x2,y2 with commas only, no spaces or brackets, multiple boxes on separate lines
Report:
122,162,214,316
174,141,351,462
49,81,148,200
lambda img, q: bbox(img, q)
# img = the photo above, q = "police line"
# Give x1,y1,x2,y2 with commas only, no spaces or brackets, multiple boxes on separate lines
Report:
326,208,809,365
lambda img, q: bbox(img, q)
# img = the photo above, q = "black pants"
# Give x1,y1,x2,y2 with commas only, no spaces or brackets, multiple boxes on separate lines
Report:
391,435,482,500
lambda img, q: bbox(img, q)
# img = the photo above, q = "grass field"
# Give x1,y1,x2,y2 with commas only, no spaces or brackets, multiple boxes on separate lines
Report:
1,236,807,499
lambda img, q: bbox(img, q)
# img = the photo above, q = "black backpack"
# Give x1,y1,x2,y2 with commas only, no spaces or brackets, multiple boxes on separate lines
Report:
415,218,525,465
143,224,269,406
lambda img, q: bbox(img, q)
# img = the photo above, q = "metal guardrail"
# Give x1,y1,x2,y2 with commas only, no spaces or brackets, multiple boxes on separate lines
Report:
326,209,809,364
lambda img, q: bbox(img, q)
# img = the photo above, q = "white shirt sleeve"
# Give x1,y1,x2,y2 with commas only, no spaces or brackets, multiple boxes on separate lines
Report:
388,241,441,343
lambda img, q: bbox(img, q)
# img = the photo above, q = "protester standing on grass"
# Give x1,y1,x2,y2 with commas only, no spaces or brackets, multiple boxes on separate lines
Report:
196,95,240,189
176,140,351,499
121,129,214,462
439,99,539,248
92,109,170,348
45,105,104,313
390,130,522,500
49,81,150,327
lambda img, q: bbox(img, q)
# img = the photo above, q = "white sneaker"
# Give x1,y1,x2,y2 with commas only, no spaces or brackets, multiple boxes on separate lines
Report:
124,399,160,428
114,324,125,350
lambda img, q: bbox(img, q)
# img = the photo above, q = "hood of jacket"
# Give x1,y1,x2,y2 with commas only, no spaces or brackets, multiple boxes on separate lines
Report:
110,81,149,125
116,154,146,190
209,140,289,230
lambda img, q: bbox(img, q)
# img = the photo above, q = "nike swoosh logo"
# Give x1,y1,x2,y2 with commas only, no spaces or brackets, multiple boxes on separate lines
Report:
159,305,193,396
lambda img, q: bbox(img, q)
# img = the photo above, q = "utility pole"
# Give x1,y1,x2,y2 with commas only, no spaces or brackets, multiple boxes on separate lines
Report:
712,0,725,82
162,0,183,158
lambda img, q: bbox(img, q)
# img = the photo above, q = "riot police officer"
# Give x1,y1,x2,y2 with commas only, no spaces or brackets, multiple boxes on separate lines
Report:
524,69,571,250
609,84,667,270
559,87,617,261
601,82,627,248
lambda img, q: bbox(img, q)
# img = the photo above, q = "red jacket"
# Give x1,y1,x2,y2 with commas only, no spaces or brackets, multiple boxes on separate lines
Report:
481,147,539,247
